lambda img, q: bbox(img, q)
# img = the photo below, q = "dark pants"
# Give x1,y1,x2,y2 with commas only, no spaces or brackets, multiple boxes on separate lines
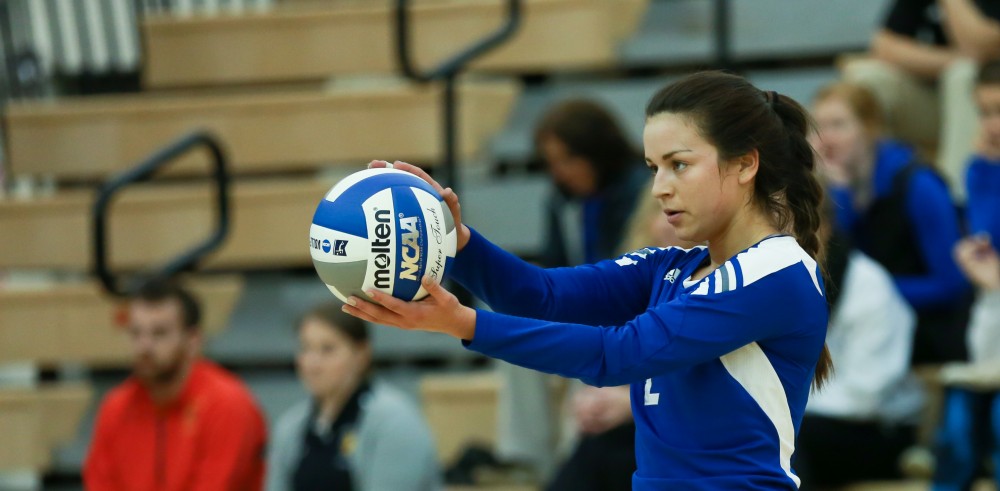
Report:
931,388,1000,491
546,422,636,491
795,414,916,490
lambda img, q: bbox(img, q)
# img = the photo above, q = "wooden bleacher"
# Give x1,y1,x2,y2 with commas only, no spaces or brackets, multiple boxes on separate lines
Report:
5,81,517,181
421,371,500,464
0,275,242,367
142,0,648,88
0,178,335,271
0,384,91,472
0,0,653,485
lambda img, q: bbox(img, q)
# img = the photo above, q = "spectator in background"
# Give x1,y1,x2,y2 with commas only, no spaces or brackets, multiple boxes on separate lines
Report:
794,215,924,489
84,279,267,491
931,59,1000,491
845,0,1000,199
267,302,440,491
810,81,970,365
535,99,650,268
547,200,699,491
491,99,649,478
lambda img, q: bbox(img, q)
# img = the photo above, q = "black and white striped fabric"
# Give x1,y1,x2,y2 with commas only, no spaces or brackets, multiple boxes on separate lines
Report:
4,0,273,77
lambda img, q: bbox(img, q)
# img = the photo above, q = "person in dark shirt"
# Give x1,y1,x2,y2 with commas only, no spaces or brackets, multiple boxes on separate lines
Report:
845,0,1000,199
488,99,650,478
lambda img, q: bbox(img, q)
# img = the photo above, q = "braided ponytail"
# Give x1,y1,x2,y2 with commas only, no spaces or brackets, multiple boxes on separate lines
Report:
646,72,833,389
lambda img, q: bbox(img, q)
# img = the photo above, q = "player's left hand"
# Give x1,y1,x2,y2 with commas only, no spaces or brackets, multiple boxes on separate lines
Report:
341,277,477,339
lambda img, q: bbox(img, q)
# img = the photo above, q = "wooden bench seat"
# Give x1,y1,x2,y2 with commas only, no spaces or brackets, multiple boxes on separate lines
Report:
0,276,242,366
0,384,91,471
6,81,517,180
141,0,646,88
0,178,331,271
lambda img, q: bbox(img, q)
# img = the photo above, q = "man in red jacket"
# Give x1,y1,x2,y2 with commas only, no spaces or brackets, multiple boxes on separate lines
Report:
84,279,266,491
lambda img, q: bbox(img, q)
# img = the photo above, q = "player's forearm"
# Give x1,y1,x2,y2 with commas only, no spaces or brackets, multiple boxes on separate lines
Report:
939,0,1000,60
872,30,958,79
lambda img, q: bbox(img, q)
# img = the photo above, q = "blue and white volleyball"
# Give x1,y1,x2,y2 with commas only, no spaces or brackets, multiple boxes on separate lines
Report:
310,168,457,303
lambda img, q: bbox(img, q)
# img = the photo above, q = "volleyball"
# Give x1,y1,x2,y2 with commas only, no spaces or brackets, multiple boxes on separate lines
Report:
309,168,457,303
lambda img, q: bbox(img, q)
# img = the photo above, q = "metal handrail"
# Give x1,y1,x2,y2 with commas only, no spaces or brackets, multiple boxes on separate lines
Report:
395,0,522,83
92,130,231,297
394,0,522,190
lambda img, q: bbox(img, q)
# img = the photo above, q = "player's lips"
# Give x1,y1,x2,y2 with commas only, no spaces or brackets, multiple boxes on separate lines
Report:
664,209,683,224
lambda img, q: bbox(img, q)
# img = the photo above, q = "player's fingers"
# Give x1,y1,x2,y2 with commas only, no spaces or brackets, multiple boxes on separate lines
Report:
442,187,462,220
392,161,448,195
441,188,471,250
367,160,391,169
421,276,450,302
341,300,380,324
364,289,412,318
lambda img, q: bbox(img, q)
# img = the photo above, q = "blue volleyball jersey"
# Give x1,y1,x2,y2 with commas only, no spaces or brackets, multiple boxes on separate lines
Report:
451,229,828,490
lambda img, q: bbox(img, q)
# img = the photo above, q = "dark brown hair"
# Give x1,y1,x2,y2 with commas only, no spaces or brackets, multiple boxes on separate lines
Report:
645,71,833,388
534,99,639,190
131,278,201,332
298,301,369,344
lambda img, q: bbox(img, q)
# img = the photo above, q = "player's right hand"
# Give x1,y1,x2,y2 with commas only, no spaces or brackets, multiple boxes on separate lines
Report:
369,160,471,251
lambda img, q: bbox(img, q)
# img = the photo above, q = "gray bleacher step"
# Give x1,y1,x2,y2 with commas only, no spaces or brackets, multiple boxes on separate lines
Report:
619,0,715,67
488,66,839,167
488,76,681,164
619,0,891,67
205,272,482,366
461,174,550,257
729,0,888,61
746,67,840,108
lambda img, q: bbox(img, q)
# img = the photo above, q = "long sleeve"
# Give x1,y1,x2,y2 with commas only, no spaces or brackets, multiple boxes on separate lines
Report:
451,228,664,326
465,260,826,387
895,169,969,307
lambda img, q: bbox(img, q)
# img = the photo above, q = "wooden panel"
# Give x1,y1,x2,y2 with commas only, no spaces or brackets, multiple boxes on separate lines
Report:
0,384,92,471
420,372,499,463
0,276,242,366
6,81,517,180
0,178,331,271
142,0,648,87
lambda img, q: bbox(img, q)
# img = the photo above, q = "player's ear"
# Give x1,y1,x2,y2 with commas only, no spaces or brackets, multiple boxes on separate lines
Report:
734,149,759,185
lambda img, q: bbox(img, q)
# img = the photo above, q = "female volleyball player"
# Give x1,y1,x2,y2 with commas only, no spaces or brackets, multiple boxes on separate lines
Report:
343,71,832,490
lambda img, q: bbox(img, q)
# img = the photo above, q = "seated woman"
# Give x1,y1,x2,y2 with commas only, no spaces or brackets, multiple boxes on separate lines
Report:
810,81,970,365
267,302,441,491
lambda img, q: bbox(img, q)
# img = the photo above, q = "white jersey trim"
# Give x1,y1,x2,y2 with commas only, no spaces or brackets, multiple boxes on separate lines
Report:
720,342,800,488
736,236,822,295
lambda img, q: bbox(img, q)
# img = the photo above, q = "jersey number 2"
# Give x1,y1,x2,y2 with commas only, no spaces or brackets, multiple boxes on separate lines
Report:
644,378,660,406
